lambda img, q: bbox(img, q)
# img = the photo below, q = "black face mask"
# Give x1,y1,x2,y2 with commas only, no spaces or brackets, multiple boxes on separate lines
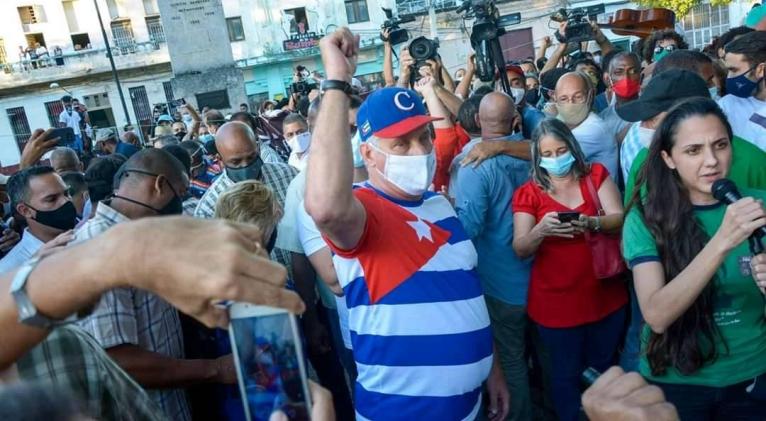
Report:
226,156,263,183
27,200,78,231
113,169,184,215
175,131,187,140
266,226,278,254
525,89,540,106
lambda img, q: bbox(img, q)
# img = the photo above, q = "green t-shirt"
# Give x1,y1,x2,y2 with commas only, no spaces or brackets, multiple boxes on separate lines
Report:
622,189,766,386
624,136,766,207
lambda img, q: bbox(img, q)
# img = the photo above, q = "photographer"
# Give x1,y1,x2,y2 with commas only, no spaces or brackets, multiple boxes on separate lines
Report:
541,21,614,76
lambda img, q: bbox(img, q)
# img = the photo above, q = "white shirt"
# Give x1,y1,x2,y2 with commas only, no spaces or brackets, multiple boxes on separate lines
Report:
599,104,631,140
572,112,619,179
0,229,44,274
287,151,309,172
718,95,766,151
58,109,82,136
296,199,352,349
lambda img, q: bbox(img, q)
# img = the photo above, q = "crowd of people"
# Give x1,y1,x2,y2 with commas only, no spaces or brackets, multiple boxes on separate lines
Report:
0,6,766,421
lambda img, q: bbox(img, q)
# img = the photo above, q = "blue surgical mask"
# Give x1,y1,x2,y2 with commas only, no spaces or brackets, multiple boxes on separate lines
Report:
725,64,763,98
708,86,721,101
540,151,575,177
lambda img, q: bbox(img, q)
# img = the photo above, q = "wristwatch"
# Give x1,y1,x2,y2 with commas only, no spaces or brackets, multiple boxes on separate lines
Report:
10,256,73,328
320,79,353,96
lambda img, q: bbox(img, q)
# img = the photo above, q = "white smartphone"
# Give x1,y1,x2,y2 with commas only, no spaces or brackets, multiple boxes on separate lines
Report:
228,303,312,421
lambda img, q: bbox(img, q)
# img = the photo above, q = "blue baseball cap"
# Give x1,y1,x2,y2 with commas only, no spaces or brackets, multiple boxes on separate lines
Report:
356,87,441,142
157,114,174,124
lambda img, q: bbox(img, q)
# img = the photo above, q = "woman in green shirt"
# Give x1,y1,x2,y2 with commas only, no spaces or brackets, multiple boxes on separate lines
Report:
622,97,766,419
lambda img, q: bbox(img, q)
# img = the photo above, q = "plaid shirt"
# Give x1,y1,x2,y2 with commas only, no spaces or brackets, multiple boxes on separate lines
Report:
193,162,298,271
16,325,166,421
261,143,285,164
74,202,190,421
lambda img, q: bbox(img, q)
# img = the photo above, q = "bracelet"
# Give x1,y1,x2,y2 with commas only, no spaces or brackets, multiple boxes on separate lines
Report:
592,216,602,232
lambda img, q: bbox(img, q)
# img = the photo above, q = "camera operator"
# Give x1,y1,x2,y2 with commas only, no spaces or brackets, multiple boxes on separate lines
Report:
382,28,397,87
540,21,614,76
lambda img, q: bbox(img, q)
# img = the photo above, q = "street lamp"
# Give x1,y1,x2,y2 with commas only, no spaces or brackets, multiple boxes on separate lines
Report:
49,82,73,96
93,0,132,127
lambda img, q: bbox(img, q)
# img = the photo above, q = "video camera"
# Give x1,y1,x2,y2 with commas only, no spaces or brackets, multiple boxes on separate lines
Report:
550,4,605,44
381,7,415,45
457,0,521,84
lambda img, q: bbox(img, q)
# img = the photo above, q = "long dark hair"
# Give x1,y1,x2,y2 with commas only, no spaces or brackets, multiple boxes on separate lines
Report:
627,97,733,376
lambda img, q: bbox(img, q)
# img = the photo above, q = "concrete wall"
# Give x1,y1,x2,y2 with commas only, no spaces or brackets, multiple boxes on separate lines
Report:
158,0,235,74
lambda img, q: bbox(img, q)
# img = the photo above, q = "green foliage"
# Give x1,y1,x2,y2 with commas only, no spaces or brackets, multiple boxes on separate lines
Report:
635,0,733,18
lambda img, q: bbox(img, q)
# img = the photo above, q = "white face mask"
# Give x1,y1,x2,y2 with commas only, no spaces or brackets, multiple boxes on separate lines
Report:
638,126,655,148
288,131,311,154
369,142,436,196
510,87,525,105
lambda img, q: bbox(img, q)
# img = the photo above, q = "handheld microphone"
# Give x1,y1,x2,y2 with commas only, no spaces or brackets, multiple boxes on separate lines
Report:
712,179,766,254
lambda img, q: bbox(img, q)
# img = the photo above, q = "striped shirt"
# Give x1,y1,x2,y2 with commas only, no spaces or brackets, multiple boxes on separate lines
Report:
74,202,190,421
325,185,493,420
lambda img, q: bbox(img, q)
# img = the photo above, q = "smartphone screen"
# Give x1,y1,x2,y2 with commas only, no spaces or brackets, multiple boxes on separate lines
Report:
229,305,311,421
557,211,581,223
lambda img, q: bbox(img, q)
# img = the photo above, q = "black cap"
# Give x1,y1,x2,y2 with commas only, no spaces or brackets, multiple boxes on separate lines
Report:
616,69,710,122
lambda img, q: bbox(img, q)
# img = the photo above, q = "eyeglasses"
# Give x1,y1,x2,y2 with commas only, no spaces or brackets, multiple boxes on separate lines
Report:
556,92,588,104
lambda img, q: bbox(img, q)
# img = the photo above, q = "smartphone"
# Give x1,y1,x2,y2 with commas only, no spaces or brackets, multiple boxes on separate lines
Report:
229,303,311,421
170,98,186,107
49,127,75,147
557,211,581,223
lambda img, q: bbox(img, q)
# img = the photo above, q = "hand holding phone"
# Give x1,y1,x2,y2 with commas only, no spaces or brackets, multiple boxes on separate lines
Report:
537,212,576,239
229,303,311,421
49,127,75,147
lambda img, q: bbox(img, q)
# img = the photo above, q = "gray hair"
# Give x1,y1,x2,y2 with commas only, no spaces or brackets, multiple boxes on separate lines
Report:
529,119,590,191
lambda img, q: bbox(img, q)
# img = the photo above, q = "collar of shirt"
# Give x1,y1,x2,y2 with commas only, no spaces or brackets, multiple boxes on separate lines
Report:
93,201,131,226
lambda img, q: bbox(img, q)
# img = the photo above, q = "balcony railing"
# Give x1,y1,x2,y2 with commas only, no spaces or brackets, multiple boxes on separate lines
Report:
395,0,459,16
0,42,170,90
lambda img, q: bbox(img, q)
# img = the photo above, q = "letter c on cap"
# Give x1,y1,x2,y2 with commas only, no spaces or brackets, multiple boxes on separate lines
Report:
394,91,415,111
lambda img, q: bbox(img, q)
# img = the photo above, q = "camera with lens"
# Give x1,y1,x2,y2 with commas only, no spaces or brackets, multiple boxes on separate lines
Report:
291,66,317,97
381,7,415,45
551,4,605,44
457,0,521,82
291,80,319,97
409,36,439,64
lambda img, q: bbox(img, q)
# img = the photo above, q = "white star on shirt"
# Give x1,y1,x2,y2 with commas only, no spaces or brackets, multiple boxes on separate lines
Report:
407,217,434,242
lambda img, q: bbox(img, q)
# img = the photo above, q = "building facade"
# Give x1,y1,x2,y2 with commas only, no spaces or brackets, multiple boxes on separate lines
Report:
0,0,757,167
0,0,177,166
224,0,396,104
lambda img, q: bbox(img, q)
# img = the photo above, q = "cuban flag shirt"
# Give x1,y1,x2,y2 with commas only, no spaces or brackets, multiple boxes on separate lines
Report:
325,184,493,420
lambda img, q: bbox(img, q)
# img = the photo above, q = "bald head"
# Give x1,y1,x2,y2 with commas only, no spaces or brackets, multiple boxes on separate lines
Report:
117,148,189,192
215,121,259,168
554,72,592,105
50,147,82,173
479,92,517,138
